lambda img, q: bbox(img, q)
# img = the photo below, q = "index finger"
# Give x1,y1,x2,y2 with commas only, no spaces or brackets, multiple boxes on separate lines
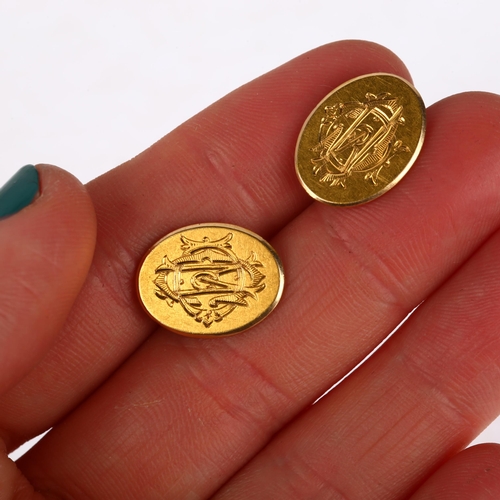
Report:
0,40,412,451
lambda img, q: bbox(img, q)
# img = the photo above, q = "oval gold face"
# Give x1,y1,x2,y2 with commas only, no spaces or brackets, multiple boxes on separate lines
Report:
137,224,284,337
296,73,426,206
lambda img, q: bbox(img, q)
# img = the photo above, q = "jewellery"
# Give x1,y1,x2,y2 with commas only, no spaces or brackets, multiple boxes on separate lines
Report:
295,73,426,205
137,223,284,337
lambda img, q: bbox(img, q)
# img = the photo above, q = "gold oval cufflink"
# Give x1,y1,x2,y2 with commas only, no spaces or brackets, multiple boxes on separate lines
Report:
296,73,426,206
137,223,284,337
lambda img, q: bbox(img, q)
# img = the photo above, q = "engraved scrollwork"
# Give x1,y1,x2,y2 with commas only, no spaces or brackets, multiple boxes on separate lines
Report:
311,92,410,188
153,233,266,327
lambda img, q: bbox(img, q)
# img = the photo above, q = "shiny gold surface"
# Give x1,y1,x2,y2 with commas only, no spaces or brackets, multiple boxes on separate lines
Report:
137,224,284,337
296,73,426,205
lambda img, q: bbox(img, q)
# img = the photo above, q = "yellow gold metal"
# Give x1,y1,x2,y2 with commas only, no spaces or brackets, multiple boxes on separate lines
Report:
137,223,284,337
296,73,426,205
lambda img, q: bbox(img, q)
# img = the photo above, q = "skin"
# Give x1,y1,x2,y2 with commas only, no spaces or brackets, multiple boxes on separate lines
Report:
1,40,500,499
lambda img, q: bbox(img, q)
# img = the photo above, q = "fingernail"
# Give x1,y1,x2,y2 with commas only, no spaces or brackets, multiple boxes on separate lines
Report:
0,165,39,218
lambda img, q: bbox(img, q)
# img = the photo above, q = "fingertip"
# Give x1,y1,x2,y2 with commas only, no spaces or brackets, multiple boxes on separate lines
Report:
287,39,413,88
34,163,97,253
326,39,413,80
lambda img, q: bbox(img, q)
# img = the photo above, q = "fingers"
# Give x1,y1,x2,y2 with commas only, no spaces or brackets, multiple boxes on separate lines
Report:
212,226,500,499
0,40,412,451
0,165,96,396
410,444,500,500
14,91,500,499
0,164,95,500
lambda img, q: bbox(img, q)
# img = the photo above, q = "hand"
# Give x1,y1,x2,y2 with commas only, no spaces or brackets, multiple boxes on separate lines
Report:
1,40,500,499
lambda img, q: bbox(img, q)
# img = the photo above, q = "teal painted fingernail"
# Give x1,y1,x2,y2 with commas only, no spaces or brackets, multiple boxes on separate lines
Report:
0,165,39,218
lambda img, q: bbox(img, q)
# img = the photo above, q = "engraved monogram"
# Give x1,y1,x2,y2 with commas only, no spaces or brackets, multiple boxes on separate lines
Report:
311,92,410,188
154,233,266,327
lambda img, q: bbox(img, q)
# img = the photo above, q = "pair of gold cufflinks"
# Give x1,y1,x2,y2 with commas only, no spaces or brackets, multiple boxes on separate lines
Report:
137,74,426,338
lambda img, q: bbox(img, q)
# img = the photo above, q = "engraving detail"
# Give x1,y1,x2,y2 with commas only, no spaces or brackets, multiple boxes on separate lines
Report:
311,92,410,188
154,233,266,327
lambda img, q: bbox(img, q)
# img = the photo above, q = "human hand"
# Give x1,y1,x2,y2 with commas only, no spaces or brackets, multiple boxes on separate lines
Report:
1,40,500,499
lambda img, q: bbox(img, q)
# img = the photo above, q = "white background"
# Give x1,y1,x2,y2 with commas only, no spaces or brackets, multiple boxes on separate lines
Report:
2,1,500,458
